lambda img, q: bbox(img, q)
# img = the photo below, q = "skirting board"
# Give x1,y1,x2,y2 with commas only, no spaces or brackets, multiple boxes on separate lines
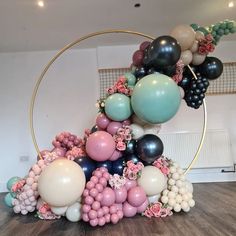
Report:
1,168,236,192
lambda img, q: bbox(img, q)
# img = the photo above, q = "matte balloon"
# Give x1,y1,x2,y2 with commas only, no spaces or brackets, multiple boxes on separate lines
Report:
137,199,149,213
123,201,137,217
112,157,125,175
51,205,68,216
144,35,181,68
125,72,136,86
130,123,144,139
192,53,206,66
138,166,167,196
190,40,198,53
96,160,113,173
132,50,144,67
109,150,122,161
4,193,14,207
170,24,196,50
127,186,146,207
105,93,132,121
96,113,110,129
74,156,96,181
106,121,123,135
125,180,137,191
114,186,127,203
198,56,223,80
52,147,66,157
101,187,115,206
195,31,205,41
131,74,181,124
66,202,82,222
125,140,136,154
135,134,164,164
85,131,116,161
148,194,160,204
38,159,86,207
7,176,21,191
180,50,193,65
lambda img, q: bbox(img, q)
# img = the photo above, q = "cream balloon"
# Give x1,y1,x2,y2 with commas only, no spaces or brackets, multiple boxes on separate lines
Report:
148,194,160,204
195,31,205,41
51,206,68,216
130,123,144,139
179,86,185,99
180,50,193,65
65,202,82,222
185,180,193,193
38,159,85,207
190,40,198,53
138,166,167,196
192,53,206,66
170,24,195,51
143,124,161,135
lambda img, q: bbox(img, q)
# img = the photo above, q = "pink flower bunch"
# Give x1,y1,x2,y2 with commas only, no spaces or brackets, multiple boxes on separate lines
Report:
123,160,144,180
37,203,61,220
198,34,215,55
153,156,170,176
172,59,184,83
107,76,132,96
42,151,60,163
66,146,86,160
109,174,126,189
143,202,172,218
11,179,26,193
113,126,132,151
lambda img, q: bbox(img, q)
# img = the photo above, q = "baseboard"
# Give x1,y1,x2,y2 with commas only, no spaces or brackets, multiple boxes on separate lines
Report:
0,182,7,193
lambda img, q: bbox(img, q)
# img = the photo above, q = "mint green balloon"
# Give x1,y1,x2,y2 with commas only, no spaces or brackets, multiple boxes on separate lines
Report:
131,74,181,124
4,193,14,208
125,72,136,86
105,93,132,121
7,176,21,191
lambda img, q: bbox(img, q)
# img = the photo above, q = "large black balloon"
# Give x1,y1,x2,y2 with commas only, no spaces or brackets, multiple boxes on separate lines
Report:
144,35,181,69
135,134,164,164
74,156,96,181
125,153,148,166
198,57,223,80
96,160,113,173
125,140,136,155
112,157,125,175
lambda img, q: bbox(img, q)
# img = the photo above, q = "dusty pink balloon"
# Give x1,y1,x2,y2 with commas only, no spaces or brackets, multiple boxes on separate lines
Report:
101,187,115,206
106,121,123,135
90,218,98,226
111,213,119,224
125,179,137,191
123,201,137,217
82,213,89,222
96,113,111,129
88,209,97,220
109,150,122,161
114,186,127,203
98,217,106,226
137,199,149,213
127,186,146,207
52,147,66,157
122,119,131,126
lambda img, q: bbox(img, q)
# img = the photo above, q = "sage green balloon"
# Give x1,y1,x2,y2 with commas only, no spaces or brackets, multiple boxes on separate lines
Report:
125,72,136,86
7,176,21,191
4,193,14,208
105,93,132,121
131,74,181,124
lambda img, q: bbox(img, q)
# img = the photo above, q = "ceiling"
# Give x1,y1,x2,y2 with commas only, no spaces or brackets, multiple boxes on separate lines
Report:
0,0,235,52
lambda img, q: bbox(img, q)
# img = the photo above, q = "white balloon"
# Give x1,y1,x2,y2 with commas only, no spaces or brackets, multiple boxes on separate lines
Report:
51,206,68,216
161,196,168,204
38,159,86,207
66,202,81,222
148,194,160,204
130,123,144,139
173,203,181,212
185,180,193,193
179,86,185,99
138,166,167,196
143,124,161,135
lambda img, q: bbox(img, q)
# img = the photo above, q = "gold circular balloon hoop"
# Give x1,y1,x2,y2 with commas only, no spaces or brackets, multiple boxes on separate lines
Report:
30,29,207,175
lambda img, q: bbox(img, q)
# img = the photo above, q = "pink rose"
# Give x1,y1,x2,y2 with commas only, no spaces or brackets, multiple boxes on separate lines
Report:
107,87,115,95
116,141,126,151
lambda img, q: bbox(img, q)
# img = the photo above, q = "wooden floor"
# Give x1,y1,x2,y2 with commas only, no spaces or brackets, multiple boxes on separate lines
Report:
0,182,236,236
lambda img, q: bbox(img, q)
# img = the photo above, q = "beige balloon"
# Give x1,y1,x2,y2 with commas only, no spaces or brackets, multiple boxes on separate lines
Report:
38,159,86,207
130,123,144,139
192,53,206,66
180,50,193,65
195,31,205,41
170,24,195,51
143,124,161,135
190,40,198,53
138,166,167,196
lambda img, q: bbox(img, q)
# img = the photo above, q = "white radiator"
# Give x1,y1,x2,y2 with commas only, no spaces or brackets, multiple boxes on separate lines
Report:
158,129,233,169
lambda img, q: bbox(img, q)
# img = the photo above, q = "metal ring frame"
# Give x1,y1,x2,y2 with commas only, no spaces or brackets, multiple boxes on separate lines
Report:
29,29,207,175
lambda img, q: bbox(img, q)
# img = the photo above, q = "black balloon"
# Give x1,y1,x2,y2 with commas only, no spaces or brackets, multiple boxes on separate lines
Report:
125,153,148,166
178,75,192,89
125,140,136,154
74,156,96,181
135,134,164,164
112,157,125,175
91,125,99,133
96,160,113,173
198,57,223,80
144,35,181,68
134,66,147,79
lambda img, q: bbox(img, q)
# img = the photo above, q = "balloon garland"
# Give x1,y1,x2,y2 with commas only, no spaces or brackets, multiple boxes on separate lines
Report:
4,20,235,226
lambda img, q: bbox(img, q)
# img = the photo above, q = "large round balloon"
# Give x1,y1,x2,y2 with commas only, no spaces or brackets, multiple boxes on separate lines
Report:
143,35,181,68
85,131,116,161
38,159,86,207
131,74,181,124
198,57,223,80
135,134,163,164
74,156,96,181
105,93,132,121
138,166,167,196
96,160,113,173
112,157,125,175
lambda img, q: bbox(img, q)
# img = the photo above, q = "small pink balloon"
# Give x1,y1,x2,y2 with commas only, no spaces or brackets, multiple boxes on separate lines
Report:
111,213,119,224
109,150,122,161
99,177,107,187
90,218,98,227
95,183,104,193
139,41,151,51
90,188,98,198
137,199,149,213
86,181,95,190
125,180,137,191
82,204,91,213
82,213,89,222
24,199,31,205
109,205,117,214
99,167,107,173
102,172,110,180
83,189,89,197
26,177,34,186
98,216,106,226
114,203,123,211
90,176,99,184
105,214,111,223
114,186,127,203
97,208,104,218
106,121,123,135
123,201,137,217
94,170,102,178
92,201,101,211
96,113,111,129
101,187,115,207
102,206,109,215
117,210,124,219
85,196,94,205
95,193,103,202
26,189,34,197
52,147,66,157
29,171,35,178
88,210,97,220
122,119,131,126
86,131,116,161
127,186,146,207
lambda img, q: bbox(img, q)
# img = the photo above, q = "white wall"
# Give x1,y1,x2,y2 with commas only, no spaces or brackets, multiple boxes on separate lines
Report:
1,40,236,191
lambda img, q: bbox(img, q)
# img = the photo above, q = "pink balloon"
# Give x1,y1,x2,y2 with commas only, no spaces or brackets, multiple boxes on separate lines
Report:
98,217,106,226
139,41,151,51
96,113,111,129
137,199,149,213
125,180,137,191
82,213,89,222
90,218,98,227
86,131,116,161
117,210,124,219
123,201,137,217
114,203,123,211
106,121,123,135
52,147,66,157
92,201,101,211
95,193,103,202
127,186,146,207
132,50,144,66
90,188,98,198
111,213,119,224
82,204,91,213
97,208,104,218
122,119,131,126
88,210,97,220
101,187,115,207
114,187,127,203
109,150,122,161
85,196,94,205
109,205,117,214
105,214,111,223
